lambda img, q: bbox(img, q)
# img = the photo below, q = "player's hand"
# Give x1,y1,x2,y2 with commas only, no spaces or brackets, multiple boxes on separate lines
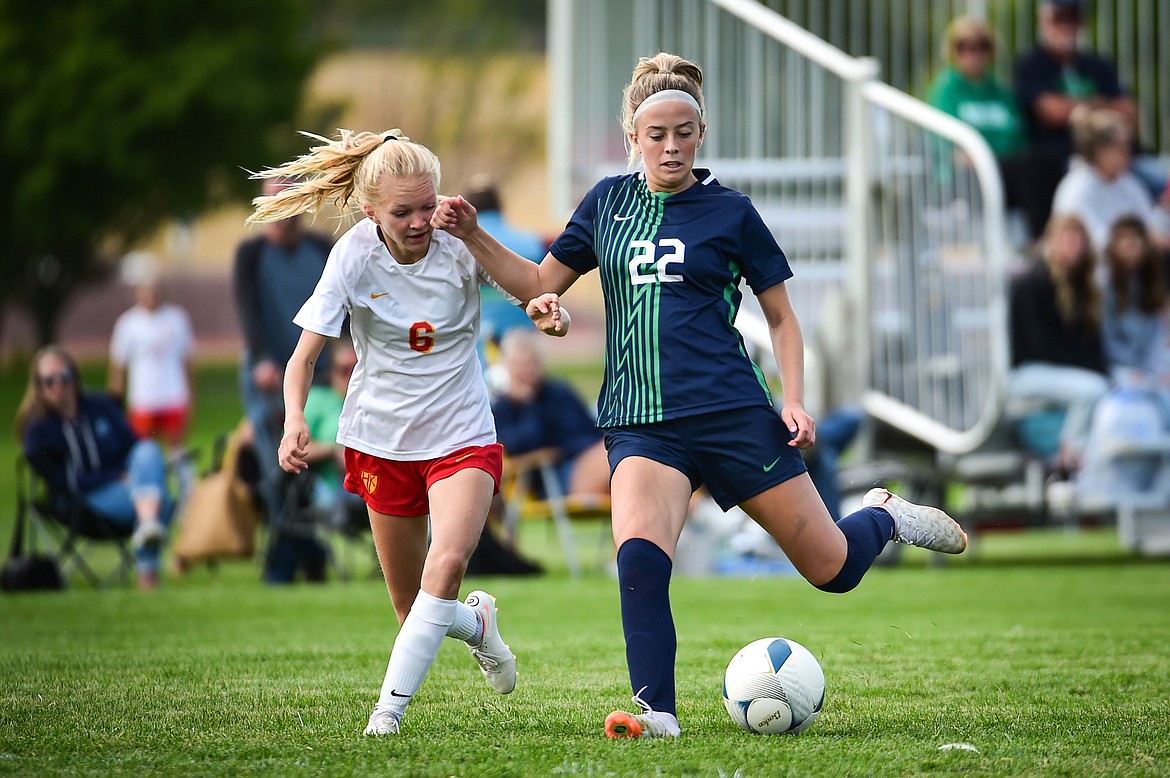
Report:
527,293,564,334
431,195,478,238
781,404,816,449
278,420,311,473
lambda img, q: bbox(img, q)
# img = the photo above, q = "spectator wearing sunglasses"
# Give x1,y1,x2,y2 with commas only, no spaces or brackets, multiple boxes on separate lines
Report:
16,345,173,590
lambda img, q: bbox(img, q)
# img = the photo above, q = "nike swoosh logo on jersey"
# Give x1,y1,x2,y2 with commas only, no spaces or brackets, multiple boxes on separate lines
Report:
370,291,390,299
613,214,635,221
763,455,783,472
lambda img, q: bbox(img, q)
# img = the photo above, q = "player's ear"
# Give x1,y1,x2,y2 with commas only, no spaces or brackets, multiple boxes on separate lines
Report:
628,130,640,151
361,203,376,221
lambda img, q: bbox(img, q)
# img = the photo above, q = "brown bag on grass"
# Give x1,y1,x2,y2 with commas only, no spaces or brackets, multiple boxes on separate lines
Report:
172,423,261,568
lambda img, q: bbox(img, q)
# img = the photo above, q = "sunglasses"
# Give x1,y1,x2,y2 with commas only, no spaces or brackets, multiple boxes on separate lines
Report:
38,371,74,388
955,39,992,53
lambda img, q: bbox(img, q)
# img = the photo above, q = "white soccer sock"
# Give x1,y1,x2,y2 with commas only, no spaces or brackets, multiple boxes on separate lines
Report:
447,600,483,644
374,590,456,719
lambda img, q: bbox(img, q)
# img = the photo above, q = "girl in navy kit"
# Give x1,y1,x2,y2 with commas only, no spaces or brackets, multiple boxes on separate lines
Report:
434,53,967,738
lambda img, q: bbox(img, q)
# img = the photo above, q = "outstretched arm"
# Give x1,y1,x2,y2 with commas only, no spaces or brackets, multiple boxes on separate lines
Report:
433,195,579,300
757,282,815,449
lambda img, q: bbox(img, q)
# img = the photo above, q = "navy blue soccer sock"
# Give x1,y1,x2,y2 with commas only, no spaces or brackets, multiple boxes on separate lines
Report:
815,506,895,594
616,538,676,716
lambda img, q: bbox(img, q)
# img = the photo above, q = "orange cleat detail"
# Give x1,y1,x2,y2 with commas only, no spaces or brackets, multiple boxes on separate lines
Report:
605,710,644,739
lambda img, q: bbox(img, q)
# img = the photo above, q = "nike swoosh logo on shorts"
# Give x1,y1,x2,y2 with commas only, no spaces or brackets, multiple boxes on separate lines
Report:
763,455,783,472
614,214,635,221
453,452,475,463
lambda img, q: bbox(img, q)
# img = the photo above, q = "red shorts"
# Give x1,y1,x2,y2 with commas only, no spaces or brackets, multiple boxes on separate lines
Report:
127,406,189,444
343,443,504,517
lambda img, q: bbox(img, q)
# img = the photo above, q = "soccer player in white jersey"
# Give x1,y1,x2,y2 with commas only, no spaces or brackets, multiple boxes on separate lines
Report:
434,53,968,739
246,129,569,736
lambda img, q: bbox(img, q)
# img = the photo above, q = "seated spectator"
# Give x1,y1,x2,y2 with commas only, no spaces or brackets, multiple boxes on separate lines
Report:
490,329,609,498
1051,108,1162,251
1100,216,1170,389
465,177,546,370
302,337,366,529
17,345,173,590
1007,214,1111,476
1013,0,1139,239
927,18,1027,169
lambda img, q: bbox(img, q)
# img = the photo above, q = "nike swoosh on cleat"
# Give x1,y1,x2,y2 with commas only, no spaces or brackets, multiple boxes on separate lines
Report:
762,455,783,472
389,689,412,698
613,214,635,221
370,291,390,299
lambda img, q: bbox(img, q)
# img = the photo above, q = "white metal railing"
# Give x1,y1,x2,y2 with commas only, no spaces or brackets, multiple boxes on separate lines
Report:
549,0,1013,455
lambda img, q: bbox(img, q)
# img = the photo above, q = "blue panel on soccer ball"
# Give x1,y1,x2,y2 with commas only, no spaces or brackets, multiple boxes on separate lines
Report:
766,638,792,672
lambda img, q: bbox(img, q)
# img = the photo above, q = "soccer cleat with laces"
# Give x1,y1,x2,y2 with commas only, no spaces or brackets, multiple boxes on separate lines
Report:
862,487,968,554
465,590,517,694
604,689,681,739
363,708,400,736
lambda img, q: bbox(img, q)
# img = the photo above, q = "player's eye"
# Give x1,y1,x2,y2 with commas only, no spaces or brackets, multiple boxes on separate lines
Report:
392,211,409,218
649,134,664,142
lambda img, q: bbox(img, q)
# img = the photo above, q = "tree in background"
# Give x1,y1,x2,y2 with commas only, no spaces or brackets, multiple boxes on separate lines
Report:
0,0,327,346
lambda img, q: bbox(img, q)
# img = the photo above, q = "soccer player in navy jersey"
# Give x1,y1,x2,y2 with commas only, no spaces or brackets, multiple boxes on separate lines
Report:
434,52,968,739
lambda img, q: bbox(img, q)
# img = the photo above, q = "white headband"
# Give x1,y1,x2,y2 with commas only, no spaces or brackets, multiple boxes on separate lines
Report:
632,89,703,124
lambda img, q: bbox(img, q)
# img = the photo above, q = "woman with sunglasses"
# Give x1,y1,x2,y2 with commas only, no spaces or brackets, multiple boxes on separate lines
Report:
926,17,1027,164
16,345,173,589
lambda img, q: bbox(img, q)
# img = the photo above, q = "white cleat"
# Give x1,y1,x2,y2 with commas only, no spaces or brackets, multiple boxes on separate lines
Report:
605,690,680,739
465,590,517,694
363,708,400,736
863,488,968,554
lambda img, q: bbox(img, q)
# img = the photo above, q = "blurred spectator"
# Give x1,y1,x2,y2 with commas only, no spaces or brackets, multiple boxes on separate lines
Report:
926,17,1048,241
927,17,1027,162
465,177,546,358
1100,216,1170,388
490,329,609,498
302,336,366,528
108,252,195,450
232,176,332,583
1007,214,1110,475
17,345,173,590
1051,108,1163,251
1013,0,1139,239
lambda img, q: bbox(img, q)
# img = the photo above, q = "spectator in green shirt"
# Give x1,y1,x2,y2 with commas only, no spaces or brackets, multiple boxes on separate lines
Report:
927,17,1027,160
303,337,363,525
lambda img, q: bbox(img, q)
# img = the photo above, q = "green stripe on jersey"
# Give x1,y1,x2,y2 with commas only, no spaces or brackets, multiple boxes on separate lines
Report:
595,178,667,425
723,259,772,402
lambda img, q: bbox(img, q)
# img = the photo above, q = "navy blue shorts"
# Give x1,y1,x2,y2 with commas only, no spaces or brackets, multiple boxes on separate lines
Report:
603,405,808,511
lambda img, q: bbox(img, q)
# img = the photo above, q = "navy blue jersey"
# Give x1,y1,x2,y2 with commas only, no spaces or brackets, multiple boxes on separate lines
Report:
551,170,793,427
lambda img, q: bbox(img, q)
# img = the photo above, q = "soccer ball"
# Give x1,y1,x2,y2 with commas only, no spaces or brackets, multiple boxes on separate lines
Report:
722,637,825,735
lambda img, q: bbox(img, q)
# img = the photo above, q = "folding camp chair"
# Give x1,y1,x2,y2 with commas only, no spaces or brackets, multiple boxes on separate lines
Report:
266,470,376,583
499,448,611,576
18,455,136,589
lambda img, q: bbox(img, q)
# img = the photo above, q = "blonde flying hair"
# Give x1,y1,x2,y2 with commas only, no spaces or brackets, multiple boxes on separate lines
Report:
620,52,707,167
14,345,82,439
246,129,441,225
1042,214,1100,329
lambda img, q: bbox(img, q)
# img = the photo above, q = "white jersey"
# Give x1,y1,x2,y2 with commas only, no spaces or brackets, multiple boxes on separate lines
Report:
293,219,521,460
109,303,194,412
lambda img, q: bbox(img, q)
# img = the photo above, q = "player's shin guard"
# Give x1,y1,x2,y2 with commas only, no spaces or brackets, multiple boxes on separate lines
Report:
815,506,895,594
616,538,676,716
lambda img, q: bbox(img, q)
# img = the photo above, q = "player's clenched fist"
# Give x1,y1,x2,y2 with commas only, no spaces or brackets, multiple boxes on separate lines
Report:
431,195,478,238
278,420,310,473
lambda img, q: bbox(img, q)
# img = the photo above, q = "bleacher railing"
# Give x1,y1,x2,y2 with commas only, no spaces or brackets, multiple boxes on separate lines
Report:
549,0,1011,455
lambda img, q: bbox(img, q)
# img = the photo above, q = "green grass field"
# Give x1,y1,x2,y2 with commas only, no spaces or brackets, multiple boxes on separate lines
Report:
2,362,1170,776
